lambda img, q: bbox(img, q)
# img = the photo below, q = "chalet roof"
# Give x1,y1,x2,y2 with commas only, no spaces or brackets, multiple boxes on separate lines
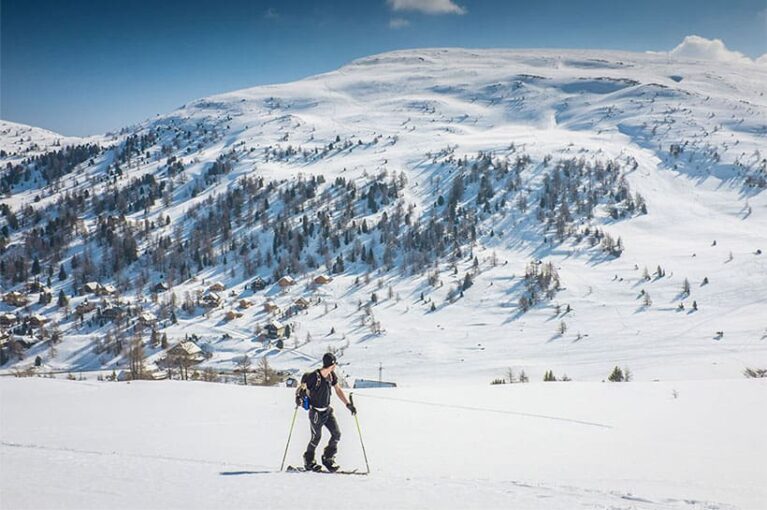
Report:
102,305,125,316
171,341,202,356
138,312,157,322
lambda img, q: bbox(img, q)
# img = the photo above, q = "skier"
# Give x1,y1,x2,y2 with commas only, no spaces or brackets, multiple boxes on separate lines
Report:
295,352,356,472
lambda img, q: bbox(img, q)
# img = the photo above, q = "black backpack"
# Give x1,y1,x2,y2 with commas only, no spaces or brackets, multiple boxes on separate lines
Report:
295,370,321,409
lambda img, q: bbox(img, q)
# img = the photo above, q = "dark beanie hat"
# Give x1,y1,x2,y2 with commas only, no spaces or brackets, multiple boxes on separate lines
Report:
322,352,337,368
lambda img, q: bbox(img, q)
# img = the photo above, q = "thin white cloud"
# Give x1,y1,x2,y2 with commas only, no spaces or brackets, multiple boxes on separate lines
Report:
387,0,466,15
668,35,756,65
756,54,767,66
758,6,767,24
389,17,411,29
264,8,279,19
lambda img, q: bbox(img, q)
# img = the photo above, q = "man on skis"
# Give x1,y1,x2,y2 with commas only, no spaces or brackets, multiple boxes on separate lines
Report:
296,352,356,472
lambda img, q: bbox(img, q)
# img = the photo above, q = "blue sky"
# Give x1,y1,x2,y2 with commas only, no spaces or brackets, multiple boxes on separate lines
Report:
2,0,765,136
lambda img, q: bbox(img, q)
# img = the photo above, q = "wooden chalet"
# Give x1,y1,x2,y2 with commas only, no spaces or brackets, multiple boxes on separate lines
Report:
138,311,157,326
3,291,28,307
0,313,18,326
101,305,125,320
75,300,97,315
167,340,205,363
225,310,243,321
201,292,222,308
208,282,225,292
82,282,101,294
153,282,169,293
277,275,296,288
293,297,310,310
28,313,48,327
263,300,280,314
250,276,267,291
265,319,286,339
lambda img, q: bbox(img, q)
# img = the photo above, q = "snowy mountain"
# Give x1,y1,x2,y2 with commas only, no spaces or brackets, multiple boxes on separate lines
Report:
0,120,89,164
1,46,766,385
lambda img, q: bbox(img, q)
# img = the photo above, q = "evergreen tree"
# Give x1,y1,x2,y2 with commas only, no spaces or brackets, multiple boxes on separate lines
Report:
643,291,652,307
332,255,345,274
608,366,624,382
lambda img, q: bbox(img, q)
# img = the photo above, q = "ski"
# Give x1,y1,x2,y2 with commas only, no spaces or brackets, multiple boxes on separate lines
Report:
285,465,367,476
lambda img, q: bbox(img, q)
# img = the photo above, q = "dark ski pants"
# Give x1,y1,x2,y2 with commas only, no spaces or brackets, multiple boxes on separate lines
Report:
304,407,341,461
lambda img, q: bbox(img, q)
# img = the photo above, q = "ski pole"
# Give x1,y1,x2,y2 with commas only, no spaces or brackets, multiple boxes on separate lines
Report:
350,393,370,474
280,405,299,472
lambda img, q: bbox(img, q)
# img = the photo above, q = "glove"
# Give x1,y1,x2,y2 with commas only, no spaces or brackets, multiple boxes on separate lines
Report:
347,403,357,415
295,387,306,408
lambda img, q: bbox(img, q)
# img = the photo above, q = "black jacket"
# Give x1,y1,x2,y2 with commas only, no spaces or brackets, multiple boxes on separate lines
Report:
300,369,338,408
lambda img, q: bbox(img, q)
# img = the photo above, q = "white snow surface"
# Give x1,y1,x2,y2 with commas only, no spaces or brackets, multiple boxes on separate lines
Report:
1,377,765,510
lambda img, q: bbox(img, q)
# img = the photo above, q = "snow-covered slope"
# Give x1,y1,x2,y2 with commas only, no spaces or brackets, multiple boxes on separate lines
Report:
1,377,765,509
1,47,766,384
0,120,90,163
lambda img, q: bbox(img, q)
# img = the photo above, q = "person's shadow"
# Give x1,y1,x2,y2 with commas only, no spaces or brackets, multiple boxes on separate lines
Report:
219,470,274,476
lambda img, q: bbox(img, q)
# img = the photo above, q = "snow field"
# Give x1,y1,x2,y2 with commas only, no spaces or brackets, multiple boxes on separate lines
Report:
1,377,765,509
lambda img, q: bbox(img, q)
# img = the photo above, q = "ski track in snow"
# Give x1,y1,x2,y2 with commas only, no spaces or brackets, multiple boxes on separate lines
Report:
0,430,740,510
